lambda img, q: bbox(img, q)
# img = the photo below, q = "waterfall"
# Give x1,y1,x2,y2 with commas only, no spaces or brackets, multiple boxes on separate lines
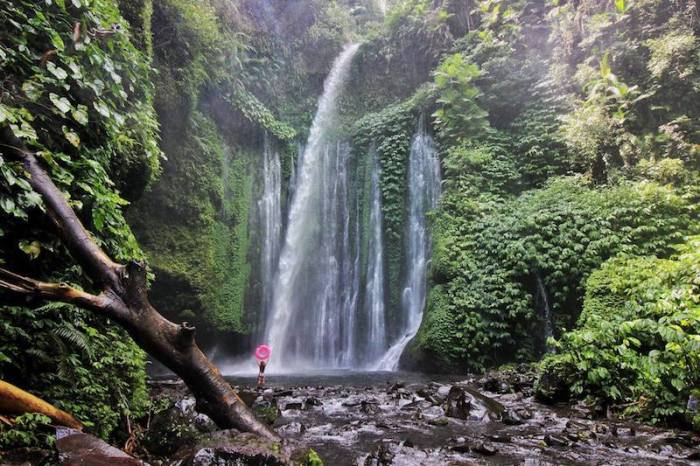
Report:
257,134,282,337
363,149,387,364
535,271,554,351
375,116,441,371
265,44,361,369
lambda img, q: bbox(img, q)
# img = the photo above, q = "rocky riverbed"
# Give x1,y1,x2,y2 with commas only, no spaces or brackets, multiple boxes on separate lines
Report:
142,367,700,465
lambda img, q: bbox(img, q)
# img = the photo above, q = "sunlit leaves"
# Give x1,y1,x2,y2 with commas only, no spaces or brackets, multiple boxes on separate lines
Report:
432,53,489,144
18,240,41,260
46,61,68,80
539,237,700,427
71,105,88,125
49,93,72,114
62,126,80,147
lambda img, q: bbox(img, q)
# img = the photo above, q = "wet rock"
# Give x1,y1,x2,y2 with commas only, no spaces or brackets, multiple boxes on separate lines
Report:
284,401,303,411
665,432,696,447
565,419,587,430
237,390,257,407
450,440,471,453
444,386,472,420
436,385,451,397
387,381,406,393
450,439,497,456
501,408,525,425
593,423,609,434
488,434,512,443
305,396,323,407
56,427,145,465
364,442,395,465
0,447,54,465
472,441,497,456
172,430,289,465
544,434,570,447
277,422,306,436
141,402,200,457
535,366,570,403
361,400,380,415
428,417,449,426
400,399,430,411
482,376,510,394
253,399,281,425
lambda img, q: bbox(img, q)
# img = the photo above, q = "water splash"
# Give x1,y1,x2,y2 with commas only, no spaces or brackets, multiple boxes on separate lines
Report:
266,44,361,369
375,116,441,371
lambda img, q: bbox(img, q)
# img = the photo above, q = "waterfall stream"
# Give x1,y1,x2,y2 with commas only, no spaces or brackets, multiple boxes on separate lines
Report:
265,44,361,369
256,134,282,338
535,271,554,351
363,149,387,364
374,117,441,371
261,46,440,371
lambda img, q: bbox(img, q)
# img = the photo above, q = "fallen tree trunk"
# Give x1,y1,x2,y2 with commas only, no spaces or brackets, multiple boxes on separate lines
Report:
0,127,278,441
0,380,83,430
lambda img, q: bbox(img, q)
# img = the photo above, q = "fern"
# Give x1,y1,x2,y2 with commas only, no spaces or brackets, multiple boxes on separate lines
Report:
53,324,95,361
34,302,72,313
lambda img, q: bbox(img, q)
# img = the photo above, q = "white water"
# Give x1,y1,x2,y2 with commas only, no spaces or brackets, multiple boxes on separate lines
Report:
363,149,387,364
375,117,441,371
257,134,282,336
535,271,554,351
265,44,361,369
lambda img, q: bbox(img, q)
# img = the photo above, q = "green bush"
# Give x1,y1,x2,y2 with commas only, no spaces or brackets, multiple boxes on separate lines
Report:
419,175,700,372
537,237,700,429
0,303,149,441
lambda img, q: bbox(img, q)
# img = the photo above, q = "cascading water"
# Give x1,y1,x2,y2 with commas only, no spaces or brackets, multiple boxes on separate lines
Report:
362,149,387,364
256,134,282,337
375,117,441,371
535,271,554,351
265,44,361,369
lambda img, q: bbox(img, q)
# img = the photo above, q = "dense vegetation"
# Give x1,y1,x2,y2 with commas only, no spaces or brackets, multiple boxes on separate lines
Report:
0,0,698,457
370,0,700,430
0,0,156,446
347,0,699,430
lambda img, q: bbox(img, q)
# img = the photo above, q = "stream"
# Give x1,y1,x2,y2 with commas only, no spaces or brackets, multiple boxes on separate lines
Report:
151,369,700,465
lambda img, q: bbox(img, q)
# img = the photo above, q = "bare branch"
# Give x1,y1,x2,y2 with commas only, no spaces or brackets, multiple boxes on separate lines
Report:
0,267,113,315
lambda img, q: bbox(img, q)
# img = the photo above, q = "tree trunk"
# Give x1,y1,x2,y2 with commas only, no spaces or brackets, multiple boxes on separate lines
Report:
0,380,83,430
0,127,278,441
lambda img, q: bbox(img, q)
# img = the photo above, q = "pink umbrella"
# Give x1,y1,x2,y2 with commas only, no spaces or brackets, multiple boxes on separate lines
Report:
255,344,271,362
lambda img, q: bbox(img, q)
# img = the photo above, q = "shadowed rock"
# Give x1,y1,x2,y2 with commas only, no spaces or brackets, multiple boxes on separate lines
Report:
56,427,146,466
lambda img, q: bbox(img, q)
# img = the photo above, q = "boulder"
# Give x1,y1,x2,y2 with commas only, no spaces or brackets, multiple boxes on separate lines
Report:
172,430,290,466
444,386,472,420
55,427,146,465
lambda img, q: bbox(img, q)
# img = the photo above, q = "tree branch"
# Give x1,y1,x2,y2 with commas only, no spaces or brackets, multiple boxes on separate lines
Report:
0,267,119,316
